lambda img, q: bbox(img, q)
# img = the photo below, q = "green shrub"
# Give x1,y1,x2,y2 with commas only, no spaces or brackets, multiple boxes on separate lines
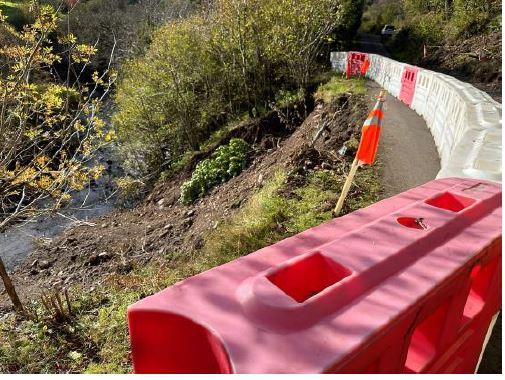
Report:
114,0,364,178
452,0,500,37
411,12,445,44
315,76,366,103
274,88,305,108
0,0,30,30
180,138,250,204
113,15,225,176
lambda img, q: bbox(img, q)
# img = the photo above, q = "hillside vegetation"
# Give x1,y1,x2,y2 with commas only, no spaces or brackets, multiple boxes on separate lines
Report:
0,0,28,29
113,0,365,181
0,0,386,374
0,75,383,373
360,0,501,95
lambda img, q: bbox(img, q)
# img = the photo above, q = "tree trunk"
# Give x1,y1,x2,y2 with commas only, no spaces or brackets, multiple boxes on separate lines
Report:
0,256,24,315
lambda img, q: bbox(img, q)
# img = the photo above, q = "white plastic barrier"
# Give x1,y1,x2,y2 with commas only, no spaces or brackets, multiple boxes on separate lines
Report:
438,127,502,181
330,52,347,73
366,54,382,81
378,57,405,98
411,70,435,117
329,52,502,182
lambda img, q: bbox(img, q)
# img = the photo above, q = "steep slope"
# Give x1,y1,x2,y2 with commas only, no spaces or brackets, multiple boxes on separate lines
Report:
1,84,379,311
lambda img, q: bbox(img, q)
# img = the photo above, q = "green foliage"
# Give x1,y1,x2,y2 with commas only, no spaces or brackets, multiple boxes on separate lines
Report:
180,138,250,204
363,0,501,63
315,75,366,103
360,0,403,34
274,88,305,108
0,159,382,373
0,289,102,373
113,15,224,175
282,170,339,233
197,171,287,268
202,165,382,268
451,0,501,37
60,0,196,72
0,266,181,373
114,0,364,178
334,0,366,44
0,4,115,230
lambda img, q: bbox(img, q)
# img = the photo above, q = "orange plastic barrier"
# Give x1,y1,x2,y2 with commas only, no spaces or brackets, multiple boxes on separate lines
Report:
399,65,419,107
128,178,501,373
346,51,368,79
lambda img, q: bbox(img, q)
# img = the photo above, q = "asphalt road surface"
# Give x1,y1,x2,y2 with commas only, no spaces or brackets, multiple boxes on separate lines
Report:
368,81,441,198
357,32,441,197
358,32,501,375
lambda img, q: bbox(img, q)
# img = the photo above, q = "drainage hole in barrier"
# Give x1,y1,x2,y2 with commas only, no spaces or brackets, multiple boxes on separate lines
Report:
425,192,475,213
397,217,428,230
267,253,351,303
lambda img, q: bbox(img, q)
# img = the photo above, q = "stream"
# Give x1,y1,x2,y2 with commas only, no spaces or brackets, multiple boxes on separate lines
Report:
0,146,123,272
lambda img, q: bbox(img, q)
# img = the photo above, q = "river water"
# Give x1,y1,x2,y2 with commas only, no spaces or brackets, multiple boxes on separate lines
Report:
0,146,122,271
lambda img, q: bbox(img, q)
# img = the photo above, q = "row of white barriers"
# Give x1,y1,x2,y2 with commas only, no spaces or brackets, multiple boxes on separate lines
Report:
330,52,502,182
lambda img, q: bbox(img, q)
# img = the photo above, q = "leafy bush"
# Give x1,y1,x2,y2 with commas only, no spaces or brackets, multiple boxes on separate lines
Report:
0,0,30,30
452,0,501,37
113,15,224,177
180,138,250,204
0,5,115,231
315,76,366,103
274,88,305,108
114,0,364,178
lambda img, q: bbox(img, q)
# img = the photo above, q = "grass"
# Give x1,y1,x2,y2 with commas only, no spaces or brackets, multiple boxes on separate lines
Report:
0,266,183,373
314,75,367,103
196,164,382,272
0,162,382,373
0,72,383,373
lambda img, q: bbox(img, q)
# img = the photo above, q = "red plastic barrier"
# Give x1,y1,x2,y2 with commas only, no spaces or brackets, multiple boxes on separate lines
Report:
399,65,419,106
128,177,501,374
346,51,368,79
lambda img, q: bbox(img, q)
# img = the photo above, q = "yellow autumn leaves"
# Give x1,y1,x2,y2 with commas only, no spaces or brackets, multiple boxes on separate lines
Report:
0,4,116,225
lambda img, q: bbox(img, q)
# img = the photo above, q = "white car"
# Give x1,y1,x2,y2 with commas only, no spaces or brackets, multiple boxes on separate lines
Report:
381,24,396,36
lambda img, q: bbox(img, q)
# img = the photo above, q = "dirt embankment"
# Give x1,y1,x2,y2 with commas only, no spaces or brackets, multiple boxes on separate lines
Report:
423,31,502,102
1,92,370,310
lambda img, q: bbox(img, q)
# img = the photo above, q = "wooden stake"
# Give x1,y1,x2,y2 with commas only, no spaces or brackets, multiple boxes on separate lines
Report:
333,89,386,216
0,256,25,315
333,158,360,216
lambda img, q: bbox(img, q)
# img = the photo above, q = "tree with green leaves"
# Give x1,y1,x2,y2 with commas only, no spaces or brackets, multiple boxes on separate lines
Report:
114,0,364,178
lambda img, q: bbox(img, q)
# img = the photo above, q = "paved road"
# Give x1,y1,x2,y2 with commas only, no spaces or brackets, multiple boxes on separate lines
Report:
357,33,441,197
358,33,501,375
367,81,441,198
357,32,390,56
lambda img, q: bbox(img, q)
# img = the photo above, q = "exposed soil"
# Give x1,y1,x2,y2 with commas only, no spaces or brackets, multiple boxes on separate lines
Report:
421,31,502,102
0,92,369,311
